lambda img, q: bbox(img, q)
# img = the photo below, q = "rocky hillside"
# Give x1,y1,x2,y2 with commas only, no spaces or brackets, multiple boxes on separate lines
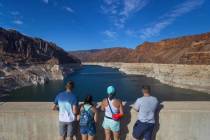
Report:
70,47,134,62
0,27,81,95
70,32,210,64
0,27,80,65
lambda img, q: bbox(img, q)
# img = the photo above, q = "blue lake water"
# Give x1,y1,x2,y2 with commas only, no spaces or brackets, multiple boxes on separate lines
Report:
3,65,210,102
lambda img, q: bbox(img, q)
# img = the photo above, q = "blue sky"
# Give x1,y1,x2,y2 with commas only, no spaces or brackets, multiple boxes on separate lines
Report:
0,0,210,51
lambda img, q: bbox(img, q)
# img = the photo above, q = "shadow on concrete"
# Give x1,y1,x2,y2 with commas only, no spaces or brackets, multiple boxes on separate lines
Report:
152,104,164,140
95,105,105,140
121,102,132,140
74,121,81,140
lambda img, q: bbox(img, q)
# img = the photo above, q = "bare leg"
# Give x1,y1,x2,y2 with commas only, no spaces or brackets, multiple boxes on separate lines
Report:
132,136,138,140
60,136,65,140
81,134,88,140
105,129,111,140
88,135,95,140
66,136,73,140
113,131,120,140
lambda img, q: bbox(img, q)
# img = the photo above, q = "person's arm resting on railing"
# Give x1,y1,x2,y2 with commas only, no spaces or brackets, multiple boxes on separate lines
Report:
72,104,78,115
52,95,58,110
93,106,98,123
72,96,78,115
119,100,124,116
101,99,106,111
133,99,140,112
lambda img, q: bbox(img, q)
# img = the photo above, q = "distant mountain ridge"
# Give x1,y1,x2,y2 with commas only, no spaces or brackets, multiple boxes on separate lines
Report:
69,47,134,62
0,27,80,65
70,32,210,64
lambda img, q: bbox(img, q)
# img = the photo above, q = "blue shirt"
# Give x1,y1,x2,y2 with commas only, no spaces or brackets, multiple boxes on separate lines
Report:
54,91,78,122
134,96,158,123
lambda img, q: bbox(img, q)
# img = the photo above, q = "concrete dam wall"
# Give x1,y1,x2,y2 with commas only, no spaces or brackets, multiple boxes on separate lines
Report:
0,102,210,140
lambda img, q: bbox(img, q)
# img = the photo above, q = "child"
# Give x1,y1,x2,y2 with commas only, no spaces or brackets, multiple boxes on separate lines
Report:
79,95,98,140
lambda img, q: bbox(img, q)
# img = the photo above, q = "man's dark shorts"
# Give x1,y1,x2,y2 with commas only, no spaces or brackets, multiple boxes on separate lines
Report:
133,120,155,140
59,121,76,137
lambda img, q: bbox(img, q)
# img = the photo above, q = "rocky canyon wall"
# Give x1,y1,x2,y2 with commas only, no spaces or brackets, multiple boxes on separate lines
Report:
0,63,81,94
0,27,81,95
85,63,210,94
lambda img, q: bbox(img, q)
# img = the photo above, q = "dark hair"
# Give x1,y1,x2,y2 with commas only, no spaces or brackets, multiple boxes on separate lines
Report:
108,93,116,100
65,81,74,90
84,95,93,105
142,85,151,93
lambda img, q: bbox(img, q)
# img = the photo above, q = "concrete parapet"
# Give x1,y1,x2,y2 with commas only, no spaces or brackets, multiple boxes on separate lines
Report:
0,102,210,140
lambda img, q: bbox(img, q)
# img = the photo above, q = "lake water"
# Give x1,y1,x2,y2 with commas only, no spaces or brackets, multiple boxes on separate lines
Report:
3,65,210,102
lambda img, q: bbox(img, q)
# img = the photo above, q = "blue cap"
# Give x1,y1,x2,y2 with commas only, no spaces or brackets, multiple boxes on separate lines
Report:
107,86,115,95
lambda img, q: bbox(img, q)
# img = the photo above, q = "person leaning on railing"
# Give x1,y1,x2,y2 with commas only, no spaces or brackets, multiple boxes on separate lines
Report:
79,95,98,140
52,81,78,140
101,86,124,140
132,85,159,140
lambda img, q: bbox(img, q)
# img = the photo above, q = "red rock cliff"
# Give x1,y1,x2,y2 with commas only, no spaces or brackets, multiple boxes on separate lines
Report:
70,32,210,64
0,27,80,65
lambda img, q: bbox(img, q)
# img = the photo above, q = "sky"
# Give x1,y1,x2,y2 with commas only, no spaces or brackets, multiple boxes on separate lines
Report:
0,0,210,51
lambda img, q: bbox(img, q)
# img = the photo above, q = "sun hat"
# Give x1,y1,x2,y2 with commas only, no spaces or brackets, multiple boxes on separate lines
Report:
107,86,115,95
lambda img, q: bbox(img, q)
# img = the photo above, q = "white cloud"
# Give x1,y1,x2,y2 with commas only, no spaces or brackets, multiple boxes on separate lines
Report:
121,0,149,17
103,30,117,38
101,0,120,15
13,20,23,25
43,0,49,4
101,0,149,28
104,0,114,5
125,29,138,37
10,11,20,16
64,7,74,13
140,0,205,39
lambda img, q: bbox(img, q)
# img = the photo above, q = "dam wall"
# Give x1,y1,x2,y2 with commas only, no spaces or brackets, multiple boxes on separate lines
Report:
0,102,210,140
84,63,210,94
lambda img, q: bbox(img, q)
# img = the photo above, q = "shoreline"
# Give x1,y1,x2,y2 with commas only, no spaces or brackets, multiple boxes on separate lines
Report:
0,63,81,96
84,62,210,94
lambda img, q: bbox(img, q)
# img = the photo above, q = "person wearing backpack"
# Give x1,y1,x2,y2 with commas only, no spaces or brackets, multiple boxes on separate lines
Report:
79,95,98,140
101,86,124,140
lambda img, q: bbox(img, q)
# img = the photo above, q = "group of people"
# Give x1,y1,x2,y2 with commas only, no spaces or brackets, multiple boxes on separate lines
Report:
52,81,159,140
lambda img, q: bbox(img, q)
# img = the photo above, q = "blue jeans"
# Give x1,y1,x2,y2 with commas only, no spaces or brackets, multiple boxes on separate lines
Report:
133,120,155,140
